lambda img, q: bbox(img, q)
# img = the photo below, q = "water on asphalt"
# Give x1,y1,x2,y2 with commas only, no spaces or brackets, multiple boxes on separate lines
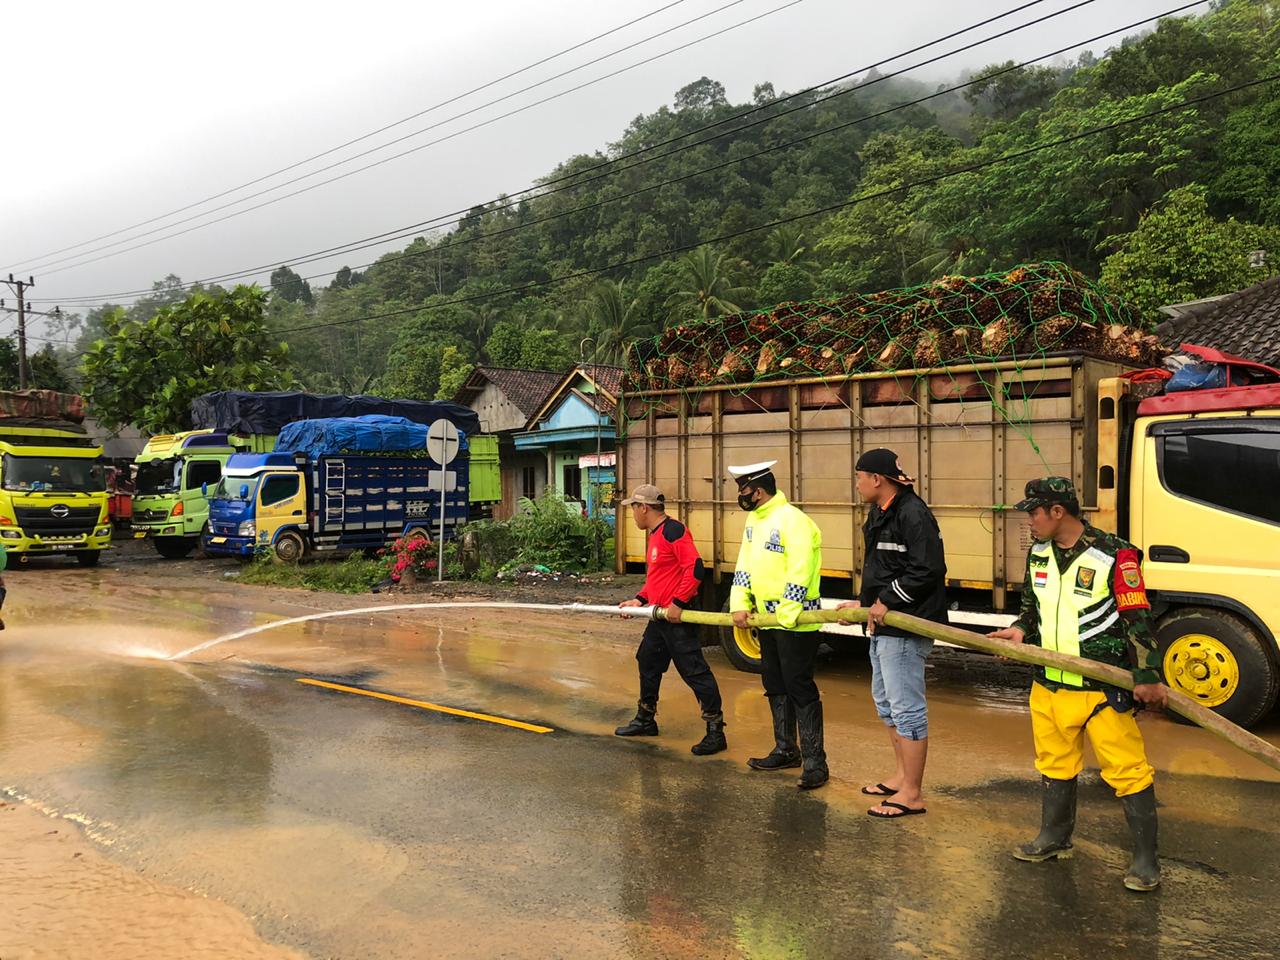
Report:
1,563,1278,959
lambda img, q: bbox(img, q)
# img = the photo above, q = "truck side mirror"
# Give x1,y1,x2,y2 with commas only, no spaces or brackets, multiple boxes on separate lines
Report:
201,482,208,496
240,484,250,500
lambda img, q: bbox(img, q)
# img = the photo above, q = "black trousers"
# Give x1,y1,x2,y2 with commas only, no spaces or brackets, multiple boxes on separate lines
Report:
759,629,821,707
637,620,722,715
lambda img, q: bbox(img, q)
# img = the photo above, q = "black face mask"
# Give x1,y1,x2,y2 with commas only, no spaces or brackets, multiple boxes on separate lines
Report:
737,488,758,512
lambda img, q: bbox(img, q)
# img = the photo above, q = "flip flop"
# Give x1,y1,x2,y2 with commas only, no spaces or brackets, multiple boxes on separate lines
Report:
861,783,894,797
868,801,926,819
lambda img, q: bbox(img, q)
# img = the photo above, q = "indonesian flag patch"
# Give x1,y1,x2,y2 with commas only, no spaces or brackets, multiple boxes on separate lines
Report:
1113,549,1150,611
1033,570,1049,589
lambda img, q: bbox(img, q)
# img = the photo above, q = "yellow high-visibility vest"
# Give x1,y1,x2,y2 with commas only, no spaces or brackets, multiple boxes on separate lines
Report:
728,492,822,632
1028,540,1117,686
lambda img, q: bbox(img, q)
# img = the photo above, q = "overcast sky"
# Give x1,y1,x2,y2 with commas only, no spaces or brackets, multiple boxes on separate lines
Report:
2,0,1190,340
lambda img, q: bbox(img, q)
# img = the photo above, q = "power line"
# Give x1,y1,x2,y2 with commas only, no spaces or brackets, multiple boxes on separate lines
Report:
272,73,1277,338
3,1,691,271
37,0,1079,305
23,0,798,278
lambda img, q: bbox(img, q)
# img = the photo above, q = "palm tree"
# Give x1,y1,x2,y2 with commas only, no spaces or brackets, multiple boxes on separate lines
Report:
582,280,655,365
905,221,982,283
664,246,747,322
765,225,812,267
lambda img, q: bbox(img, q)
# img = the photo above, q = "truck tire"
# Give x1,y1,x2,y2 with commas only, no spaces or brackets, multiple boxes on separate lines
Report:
155,537,195,560
717,597,763,673
75,551,101,568
1156,607,1279,728
272,530,308,564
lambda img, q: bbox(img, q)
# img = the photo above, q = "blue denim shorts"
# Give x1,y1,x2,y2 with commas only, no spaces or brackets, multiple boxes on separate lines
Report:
869,632,934,740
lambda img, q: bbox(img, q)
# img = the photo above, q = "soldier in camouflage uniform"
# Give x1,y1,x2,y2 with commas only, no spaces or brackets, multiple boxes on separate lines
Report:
989,477,1171,892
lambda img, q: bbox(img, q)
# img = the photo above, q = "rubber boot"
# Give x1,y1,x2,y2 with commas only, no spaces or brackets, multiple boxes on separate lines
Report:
748,696,801,770
690,711,728,756
1121,786,1161,892
1012,776,1077,862
614,701,659,737
796,700,829,790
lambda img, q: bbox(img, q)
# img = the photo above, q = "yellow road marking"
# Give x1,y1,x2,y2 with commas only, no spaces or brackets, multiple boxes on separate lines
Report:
296,678,554,734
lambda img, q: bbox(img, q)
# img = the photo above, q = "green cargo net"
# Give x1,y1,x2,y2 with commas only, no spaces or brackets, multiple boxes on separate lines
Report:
622,262,1166,463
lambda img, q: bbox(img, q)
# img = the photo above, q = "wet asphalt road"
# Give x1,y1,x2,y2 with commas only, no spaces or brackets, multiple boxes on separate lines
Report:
1,554,1278,959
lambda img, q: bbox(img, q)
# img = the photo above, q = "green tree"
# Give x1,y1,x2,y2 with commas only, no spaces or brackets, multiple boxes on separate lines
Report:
963,61,1061,118
80,286,298,434
435,346,475,400
269,265,313,305
0,340,73,391
1099,185,1280,321
664,246,746,321
581,280,655,364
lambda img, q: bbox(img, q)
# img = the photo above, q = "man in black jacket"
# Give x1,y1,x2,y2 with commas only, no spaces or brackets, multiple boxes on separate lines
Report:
838,448,947,819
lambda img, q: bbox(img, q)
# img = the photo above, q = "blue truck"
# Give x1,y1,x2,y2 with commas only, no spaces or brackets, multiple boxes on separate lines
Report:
203,414,475,562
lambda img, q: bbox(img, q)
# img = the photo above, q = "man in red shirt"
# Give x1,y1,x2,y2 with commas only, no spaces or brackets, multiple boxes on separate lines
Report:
616,484,726,755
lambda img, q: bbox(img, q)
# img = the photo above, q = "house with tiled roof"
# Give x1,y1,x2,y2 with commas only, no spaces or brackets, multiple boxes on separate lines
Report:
513,365,623,525
1157,275,1280,368
454,367,563,519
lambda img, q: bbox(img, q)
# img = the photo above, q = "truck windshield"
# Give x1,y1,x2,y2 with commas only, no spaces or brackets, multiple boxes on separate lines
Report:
136,459,180,495
213,476,257,501
1,454,106,493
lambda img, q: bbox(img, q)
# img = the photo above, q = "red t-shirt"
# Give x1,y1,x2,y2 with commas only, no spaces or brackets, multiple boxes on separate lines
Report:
635,517,704,609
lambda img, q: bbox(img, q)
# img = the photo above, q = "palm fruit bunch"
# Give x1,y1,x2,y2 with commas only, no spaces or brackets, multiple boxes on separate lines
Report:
622,262,1167,392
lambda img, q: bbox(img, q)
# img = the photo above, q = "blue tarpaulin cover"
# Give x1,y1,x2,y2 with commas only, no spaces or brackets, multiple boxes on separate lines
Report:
274,415,465,458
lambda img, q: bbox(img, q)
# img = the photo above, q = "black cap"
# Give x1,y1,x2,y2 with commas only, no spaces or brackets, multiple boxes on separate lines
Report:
1015,477,1079,512
855,448,914,485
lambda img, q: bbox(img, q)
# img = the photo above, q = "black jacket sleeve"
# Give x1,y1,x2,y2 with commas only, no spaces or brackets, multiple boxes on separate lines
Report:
877,504,945,611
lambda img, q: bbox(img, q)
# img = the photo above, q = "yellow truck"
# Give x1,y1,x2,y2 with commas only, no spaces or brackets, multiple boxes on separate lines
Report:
0,409,111,567
618,353,1280,727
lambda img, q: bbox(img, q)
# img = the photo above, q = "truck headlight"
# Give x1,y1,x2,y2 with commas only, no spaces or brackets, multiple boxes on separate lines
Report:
0,530,21,539
95,526,111,537
238,521,256,537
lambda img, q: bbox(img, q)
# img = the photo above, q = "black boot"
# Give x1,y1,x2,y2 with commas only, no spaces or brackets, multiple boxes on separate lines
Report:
691,711,728,756
1012,776,1077,862
1121,786,1161,892
614,701,658,737
748,696,801,770
796,700,829,790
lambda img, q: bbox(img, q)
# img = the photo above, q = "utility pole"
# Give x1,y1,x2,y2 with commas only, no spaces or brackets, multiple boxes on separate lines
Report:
2,274,34,389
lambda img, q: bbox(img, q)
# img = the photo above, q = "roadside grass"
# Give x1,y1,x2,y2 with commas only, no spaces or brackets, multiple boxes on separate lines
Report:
236,554,386,593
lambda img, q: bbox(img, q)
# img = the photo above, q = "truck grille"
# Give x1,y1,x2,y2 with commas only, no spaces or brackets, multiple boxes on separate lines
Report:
136,508,171,523
15,505,99,538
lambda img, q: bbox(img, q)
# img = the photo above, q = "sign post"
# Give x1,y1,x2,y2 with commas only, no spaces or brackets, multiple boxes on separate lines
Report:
425,419,460,583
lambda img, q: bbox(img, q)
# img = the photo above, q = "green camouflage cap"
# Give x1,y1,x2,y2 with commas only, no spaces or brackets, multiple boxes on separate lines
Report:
1015,476,1079,512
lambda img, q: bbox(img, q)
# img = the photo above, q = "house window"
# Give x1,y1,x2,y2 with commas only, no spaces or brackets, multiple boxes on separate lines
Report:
563,464,582,501
521,465,537,500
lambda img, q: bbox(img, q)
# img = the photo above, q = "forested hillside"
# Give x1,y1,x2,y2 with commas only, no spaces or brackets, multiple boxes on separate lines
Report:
57,1,1280,411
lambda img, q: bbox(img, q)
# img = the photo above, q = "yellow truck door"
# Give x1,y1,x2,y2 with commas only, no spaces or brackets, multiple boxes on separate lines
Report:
1133,414,1280,725
256,472,307,560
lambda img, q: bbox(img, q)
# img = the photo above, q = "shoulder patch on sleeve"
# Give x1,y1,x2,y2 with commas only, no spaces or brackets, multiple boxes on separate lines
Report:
661,520,687,543
1113,547,1149,611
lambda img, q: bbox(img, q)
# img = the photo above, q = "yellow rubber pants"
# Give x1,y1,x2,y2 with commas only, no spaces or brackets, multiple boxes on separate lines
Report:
1030,682,1155,797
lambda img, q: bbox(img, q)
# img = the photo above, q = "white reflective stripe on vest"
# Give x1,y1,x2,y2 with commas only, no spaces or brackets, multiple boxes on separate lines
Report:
1035,546,1115,687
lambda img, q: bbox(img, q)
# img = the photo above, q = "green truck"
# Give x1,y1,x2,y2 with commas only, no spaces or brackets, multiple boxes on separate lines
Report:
132,429,272,558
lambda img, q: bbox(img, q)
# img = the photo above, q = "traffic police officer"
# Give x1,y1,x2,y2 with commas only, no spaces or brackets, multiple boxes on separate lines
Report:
728,461,828,789
990,477,1170,891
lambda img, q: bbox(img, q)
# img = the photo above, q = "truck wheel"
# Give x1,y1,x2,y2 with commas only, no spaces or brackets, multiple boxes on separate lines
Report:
155,537,195,560
75,551,101,568
1157,607,1279,728
272,530,308,565
717,597,762,673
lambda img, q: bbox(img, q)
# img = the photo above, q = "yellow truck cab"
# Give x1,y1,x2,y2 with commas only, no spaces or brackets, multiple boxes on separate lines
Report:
0,419,111,566
1097,374,1280,726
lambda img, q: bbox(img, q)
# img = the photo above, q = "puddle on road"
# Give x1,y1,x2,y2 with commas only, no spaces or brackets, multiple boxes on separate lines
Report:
3,572,1280,959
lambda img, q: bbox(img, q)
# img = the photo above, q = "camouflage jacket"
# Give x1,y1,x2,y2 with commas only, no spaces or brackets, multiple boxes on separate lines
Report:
1012,525,1162,693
